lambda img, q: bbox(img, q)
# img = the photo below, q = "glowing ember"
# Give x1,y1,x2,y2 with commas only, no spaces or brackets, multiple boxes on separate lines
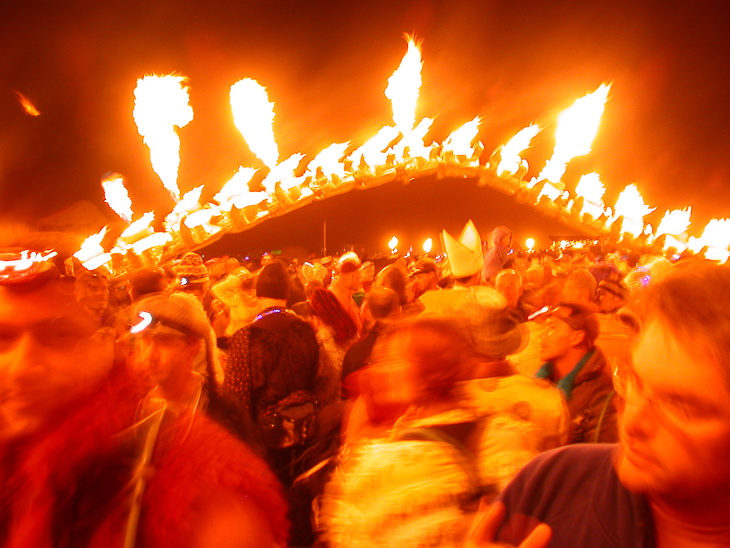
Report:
689,219,730,262
101,174,134,223
133,75,194,201
655,207,692,237
443,117,481,158
497,124,541,177
385,36,423,136
74,226,109,263
214,167,258,209
348,126,399,169
613,183,656,238
230,78,280,169
423,238,433,253
15,91,40,116
575,172,606,219
536,83,611,184
389,236,399,252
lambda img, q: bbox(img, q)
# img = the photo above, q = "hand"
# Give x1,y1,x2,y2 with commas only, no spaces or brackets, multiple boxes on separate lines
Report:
465,500,551,548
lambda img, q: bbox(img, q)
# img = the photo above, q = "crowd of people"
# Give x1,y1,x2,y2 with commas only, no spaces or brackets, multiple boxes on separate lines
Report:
1,219,730,548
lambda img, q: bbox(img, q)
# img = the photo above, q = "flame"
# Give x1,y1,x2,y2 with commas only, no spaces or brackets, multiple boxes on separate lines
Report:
348,126,400,168
306,142,350,181
0,250,57,276
575,172,606,219
215,167,258,209
537,181,564,202
74,226,109,263
184,207,222,235
525,238,536,251
120,212,155,241
423,238,433,253
655,208,692,238
262,153,305,194
689,219,730,262
132,232,172,255
389,236,399,252
101,173,134,223
133,75,194,201
497,124,541,177
15,91,40,116
536,83,611,184
385,36,423,136
230,78,279,169
443,117,481,157
613,184,656,237
165,185,204,231
392,117,434,161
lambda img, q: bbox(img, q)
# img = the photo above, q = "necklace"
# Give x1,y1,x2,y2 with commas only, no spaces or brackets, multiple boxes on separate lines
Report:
254,306,297,322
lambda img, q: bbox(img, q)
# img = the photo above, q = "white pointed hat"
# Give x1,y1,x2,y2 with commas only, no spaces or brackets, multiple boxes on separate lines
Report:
441,219,484,279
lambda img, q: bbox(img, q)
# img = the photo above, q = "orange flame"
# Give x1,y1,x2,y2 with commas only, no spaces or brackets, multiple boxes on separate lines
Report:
214,167,258,210
536,83,610,184
15,91,40,116
575,173,606,219
101,173,134,223
306,143,350,181
133,75,194,201
423,238,433,253
165,185,204,231
262,153,305,194
132,232,172,255
655,208,692,239
613,184,655,237
230,78,280,169
443,117,481,158
74,226,108,263
120,212,155,242
497,124,541,177
388,236,399,251
348,126,399,169
689,219,730,262
385,36,423,136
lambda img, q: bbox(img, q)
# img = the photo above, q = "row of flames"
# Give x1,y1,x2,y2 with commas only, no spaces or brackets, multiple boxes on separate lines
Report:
73,36,730,275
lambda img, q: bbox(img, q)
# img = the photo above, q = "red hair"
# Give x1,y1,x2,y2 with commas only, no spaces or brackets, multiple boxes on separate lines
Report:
309,288,358,345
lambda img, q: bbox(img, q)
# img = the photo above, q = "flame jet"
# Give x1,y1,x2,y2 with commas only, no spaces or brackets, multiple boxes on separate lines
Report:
133,75,194,202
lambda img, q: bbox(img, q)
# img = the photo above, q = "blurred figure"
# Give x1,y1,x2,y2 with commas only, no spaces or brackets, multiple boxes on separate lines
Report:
74,270,111,327
560,268,598,310
481,262,730,548
535,303,617,443
210,266,257,336
410,257,440,300
495,268,532,322
321,316,481,548
375,263,419,316
595,279,629,315
482,225,513,283
308,288,358,407
329,253,363,336
172,252,210,303
127,267,167,302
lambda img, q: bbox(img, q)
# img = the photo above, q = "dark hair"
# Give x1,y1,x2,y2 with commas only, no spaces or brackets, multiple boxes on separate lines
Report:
551,302,600,348
376,264,410,305
129,267,166,301
364,287,400,320
309,288,357,345
256,260,291,300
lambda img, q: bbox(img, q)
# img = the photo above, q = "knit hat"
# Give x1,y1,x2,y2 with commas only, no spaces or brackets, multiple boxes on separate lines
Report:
441,220,484,279
131,292,219,388
173,252,209,285
455,286,528,359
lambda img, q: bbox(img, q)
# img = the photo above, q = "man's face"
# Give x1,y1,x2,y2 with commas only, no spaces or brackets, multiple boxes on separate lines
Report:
496,274,522,307
596,288,624,314
615,319,730,503
131,329,200,386
0,284,105,437
414,271,437,292
75,278,109,312
342,270,361,292
539,309,582,362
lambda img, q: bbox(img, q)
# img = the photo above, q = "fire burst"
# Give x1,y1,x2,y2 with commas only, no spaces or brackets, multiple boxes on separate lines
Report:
101,173,134,223
15,91,40,116
230,78,280,170
133,75,194,202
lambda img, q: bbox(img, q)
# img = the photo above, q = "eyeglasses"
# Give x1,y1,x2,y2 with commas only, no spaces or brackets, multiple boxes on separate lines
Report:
612,361,723,427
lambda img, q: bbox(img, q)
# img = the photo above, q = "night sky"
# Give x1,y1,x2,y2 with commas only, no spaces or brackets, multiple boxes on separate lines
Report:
2,0,729,253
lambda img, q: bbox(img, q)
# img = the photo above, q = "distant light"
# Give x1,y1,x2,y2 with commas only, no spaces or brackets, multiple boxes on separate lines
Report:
388,236,398,252
525,238,535,251
130,312,153,334
423,238,433,253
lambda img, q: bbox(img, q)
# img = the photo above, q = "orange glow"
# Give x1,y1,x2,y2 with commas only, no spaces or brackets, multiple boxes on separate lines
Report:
74,226,109,263
15,91,40,116
165,185,203,231
689,219,730,263
388,236,399,252
655,208,692,238
575,173,606,219
348,126,399,169
101,173,134,223
0,250,57,279
306,142,350,181
262,153,305,194
536,83,610,184
443,117,481,158
120,212,155,243
497,124,541,177
230,78,280,169
132,232,172,254
133,75,194,201
422,238,433,253
215,167,258,210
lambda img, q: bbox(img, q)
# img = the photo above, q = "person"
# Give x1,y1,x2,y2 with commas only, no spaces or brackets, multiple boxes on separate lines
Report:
172,251,210,303
482,226,513,283
410,257,441,300
472,262,730,548
595,279,629,315
329,252,363,336
0,251,288,548
534,303,617,443
210,265,258,336
73,269,111,327
559,268,598,310
494,269,532,322
223,259,321,546
127,266,167,302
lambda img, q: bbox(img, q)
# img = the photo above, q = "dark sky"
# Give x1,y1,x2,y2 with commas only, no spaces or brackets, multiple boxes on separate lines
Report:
2,0,729,252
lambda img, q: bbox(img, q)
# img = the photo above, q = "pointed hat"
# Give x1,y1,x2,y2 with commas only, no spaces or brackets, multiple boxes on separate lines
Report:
441,219,484,279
